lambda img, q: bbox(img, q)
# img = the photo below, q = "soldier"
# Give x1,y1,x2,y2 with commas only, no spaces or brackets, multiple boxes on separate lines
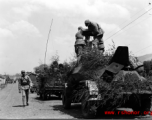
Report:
75,26,86,64
84,19,105,54
18,70,32,106
75,27,86,57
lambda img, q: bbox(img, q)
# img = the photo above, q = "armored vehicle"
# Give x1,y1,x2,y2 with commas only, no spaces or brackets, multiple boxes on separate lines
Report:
62,46,152,118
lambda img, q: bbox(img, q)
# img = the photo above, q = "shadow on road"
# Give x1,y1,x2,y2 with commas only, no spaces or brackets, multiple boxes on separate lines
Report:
34,96,62,101
52,104,150,119
52,104,83,119
12,105,25,107
33,96,62,105
32,94,151,119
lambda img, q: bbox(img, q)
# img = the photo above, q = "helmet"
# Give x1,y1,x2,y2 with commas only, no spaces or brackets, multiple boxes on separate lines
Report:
78,26,83,30
21,70,25,73
85,20,90,26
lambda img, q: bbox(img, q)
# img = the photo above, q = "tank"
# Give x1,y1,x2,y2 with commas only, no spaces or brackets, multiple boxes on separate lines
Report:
62,46,152,118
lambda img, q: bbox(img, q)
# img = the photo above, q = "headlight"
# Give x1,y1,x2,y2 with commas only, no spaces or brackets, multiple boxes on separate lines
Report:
90,90,98,95
86,80,99,95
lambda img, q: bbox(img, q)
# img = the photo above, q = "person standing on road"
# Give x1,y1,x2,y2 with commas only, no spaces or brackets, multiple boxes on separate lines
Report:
18,70,32,106
84,19,105,54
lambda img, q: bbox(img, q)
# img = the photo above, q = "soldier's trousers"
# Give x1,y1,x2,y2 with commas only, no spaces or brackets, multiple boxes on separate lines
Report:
92,35,105,53
75,44,85,57
22,89,29,103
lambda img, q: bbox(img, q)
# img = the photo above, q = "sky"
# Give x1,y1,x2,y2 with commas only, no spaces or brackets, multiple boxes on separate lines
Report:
0,0,152,75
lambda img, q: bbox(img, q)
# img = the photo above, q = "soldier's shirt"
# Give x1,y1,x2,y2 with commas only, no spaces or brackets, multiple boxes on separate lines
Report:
75,31,84,39
19,75,32,90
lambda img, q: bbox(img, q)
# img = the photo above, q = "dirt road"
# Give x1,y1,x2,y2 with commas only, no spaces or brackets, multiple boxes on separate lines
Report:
0,83,152,119
0,83,84,119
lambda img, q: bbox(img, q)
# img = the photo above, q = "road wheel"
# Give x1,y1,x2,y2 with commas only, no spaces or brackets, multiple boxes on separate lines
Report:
81,100,96,119
62,93,71,109
42,93,47,100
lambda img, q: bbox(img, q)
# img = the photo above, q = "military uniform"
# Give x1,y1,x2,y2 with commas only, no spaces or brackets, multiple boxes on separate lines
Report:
19,75,32,106
75,29,86,57
84,20,105,53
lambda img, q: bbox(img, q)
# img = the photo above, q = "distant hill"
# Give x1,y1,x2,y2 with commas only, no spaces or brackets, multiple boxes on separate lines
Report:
138,53,152,62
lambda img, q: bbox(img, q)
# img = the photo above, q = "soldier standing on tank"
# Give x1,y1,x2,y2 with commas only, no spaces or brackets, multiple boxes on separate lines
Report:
75,26,86,64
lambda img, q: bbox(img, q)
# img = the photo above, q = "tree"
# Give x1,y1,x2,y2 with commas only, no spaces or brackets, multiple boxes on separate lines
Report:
34,64,49,74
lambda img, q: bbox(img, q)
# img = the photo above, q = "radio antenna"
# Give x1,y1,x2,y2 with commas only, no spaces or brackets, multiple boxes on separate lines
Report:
44,19,53,66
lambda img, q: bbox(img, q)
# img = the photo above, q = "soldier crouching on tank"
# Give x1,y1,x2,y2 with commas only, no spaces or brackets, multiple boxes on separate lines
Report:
83,19,105,54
